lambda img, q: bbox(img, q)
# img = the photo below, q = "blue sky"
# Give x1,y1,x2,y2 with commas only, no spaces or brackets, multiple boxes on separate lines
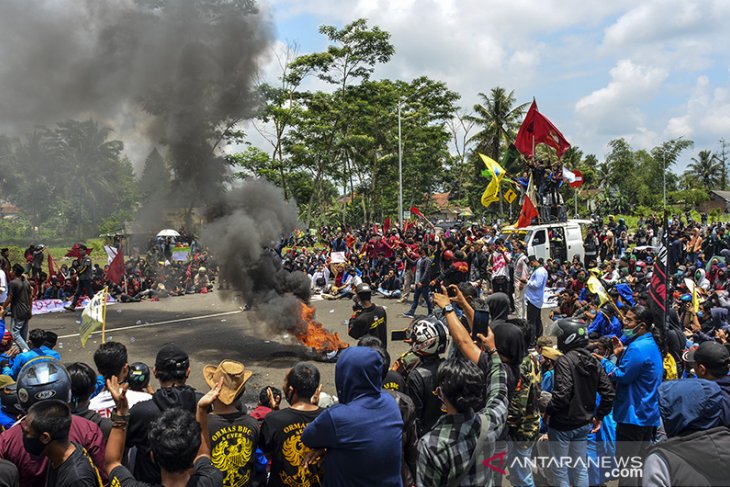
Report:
256,0,730,172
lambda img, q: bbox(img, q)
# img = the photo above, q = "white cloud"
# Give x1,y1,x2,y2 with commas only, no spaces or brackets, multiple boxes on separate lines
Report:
575,60,668,136
259,0,730,158
666,75,730,140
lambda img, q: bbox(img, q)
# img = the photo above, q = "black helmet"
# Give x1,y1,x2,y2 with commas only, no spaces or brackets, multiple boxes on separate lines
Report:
551,318,589,352
127,362,151,391
16,357,71,411
0,383,22,417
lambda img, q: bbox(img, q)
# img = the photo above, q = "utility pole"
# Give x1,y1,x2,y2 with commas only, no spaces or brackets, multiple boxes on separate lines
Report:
719,138,729,190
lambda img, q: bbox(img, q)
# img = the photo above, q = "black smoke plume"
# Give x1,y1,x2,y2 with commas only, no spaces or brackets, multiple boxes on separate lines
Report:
203,179,312,334
0,0,271,207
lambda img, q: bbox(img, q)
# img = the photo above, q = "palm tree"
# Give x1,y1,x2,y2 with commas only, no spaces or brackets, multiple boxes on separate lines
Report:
466,87,528,169
688,149,722,190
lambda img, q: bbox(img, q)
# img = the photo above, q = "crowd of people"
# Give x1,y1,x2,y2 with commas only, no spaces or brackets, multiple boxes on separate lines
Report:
0,211,727,486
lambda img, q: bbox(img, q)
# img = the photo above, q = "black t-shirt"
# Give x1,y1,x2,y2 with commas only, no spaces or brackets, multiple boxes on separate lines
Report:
382,370,406,392
259,408,323,487
109,457,222,487
8,278,31,320
46,443,103,487
347,305,388,347
207,412,259,486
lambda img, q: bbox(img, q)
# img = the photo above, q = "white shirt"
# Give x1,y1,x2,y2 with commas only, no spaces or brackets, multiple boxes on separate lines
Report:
89,388,152,418
0,269,6,303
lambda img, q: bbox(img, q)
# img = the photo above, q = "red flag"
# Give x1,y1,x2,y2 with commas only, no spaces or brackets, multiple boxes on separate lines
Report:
105,249,125,284
516,195,538,228
410,206,425,219
47,255,60,279
569,169,584,188
65,244,92,259
514,101,570,158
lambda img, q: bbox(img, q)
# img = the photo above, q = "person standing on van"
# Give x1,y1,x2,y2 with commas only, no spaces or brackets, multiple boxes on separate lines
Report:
525,255,547,347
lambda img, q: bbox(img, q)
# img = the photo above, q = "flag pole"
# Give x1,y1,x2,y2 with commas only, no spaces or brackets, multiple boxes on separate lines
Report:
101,286,108,344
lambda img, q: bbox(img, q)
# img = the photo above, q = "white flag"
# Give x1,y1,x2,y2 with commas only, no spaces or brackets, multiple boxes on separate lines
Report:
562,167,577,183
80,288,107,348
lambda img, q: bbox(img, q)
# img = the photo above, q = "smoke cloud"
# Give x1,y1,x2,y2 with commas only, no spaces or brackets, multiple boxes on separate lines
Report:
0,0,272,203
203,179,312,334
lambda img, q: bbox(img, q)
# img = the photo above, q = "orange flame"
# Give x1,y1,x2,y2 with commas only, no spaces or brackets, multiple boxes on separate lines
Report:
295,303,349,352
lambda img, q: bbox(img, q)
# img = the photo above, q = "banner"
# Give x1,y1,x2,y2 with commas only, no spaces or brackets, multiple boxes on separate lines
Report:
80,288,108,348
171,245,191,262
32,296,116,315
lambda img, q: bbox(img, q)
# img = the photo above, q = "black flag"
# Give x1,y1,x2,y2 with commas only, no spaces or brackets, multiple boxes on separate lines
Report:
648,213,668,352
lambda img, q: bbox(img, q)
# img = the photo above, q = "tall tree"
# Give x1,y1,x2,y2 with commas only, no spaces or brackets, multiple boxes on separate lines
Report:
139,148,170,200
688,149,722,190
466,88,528,169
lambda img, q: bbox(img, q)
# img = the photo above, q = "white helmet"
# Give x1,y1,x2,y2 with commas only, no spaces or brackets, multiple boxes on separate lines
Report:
410,316,449,356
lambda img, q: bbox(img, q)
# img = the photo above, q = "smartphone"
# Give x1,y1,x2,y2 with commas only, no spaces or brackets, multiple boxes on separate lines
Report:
391,330,409,341
471,310,489,340
447,286,457,298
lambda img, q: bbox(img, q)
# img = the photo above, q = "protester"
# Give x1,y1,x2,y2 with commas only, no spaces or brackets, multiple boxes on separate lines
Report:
22,400,103,487
2,328,60,379
67,362,112,441
105,376,223,486
347,283,388,347
547,319,615,487
606,306,663,487
126,343,199,484
405,316,448,437
65,246,94,311
302,347,403,487
260,362,324,487
89,342,151,417
1,264,33,352
525,255,547,347
642,379,730,486
203,359,259,486
0,358,105,487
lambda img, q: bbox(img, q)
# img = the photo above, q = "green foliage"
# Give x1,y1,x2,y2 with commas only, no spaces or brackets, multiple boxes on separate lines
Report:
0,119,140,242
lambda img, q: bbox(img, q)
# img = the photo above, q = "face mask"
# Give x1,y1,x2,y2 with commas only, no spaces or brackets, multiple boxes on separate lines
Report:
623,326,639,340
22,434,47,457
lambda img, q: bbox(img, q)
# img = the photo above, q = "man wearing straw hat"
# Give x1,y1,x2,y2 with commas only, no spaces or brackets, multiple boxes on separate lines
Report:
203,360,259,487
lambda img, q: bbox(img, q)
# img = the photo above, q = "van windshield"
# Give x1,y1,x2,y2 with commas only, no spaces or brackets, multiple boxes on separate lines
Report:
499,229,531,245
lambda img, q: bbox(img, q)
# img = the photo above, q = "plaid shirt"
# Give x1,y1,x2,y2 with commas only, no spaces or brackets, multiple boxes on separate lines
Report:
416,352,508,487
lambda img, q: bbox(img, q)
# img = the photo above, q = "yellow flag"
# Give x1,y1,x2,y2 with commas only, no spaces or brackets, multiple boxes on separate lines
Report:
586,275,609,306
480,153,506,207
80,288,108,348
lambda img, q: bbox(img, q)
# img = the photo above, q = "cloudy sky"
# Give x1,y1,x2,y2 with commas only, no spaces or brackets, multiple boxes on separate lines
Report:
257,0,730,171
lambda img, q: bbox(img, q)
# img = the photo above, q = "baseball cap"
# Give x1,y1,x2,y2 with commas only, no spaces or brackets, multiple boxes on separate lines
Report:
155,343,190,371
685,341,730,374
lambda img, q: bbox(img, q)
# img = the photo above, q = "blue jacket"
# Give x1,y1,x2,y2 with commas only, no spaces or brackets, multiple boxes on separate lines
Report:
658,379,727,437
608,333,663,427
588,312,622,338
3,346,61,379
302,347,403,487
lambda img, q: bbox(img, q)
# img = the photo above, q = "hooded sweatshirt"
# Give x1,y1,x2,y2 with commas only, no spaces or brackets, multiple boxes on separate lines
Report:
643,380,730,487
127,384,201,484
302,347,403,487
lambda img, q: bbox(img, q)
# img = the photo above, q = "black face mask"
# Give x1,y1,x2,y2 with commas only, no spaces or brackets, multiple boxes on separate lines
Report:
22,434,47,457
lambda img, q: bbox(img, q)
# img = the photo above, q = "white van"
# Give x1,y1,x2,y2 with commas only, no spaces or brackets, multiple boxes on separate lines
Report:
499,220,591,263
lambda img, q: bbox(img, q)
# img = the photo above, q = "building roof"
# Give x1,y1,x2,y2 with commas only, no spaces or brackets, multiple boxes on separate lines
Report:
710,190,730,202
430,192,450,210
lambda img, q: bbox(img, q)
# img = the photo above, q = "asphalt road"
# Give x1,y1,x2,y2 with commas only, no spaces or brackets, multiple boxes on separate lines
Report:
29,291,419,406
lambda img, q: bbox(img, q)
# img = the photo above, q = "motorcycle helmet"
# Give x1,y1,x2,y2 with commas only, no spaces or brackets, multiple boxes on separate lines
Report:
127,362,151,392
16,357,71,411
551,318,589,353
410,316,449,356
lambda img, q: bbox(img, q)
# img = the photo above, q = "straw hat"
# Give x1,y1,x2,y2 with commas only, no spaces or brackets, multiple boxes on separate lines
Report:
203,360,252,405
